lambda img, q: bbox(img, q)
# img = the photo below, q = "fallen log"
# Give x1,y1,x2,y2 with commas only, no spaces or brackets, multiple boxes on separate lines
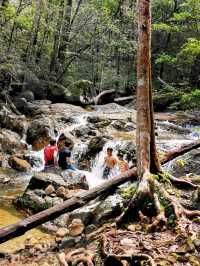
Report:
0,140,200,244
162,139,200,164
114,96,134,103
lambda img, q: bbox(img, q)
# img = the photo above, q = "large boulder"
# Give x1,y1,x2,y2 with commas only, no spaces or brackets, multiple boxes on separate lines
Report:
26,117,57,150
25,172,66,191
61,171,89,190
0,129,22,153
70,194,125,226
164,149,200,177
41,81,71,102
0,108,27,136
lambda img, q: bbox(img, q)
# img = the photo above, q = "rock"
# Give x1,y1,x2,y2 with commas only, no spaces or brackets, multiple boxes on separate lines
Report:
0,129,21,153
93,194,125,224
71,125,91,137
25,172,66,191
56,228,69,238
26,117,57,150
56,186,66,198
124,122,136,132
0,110,27,136
54,214,69,227
70,200,99,225
85,136,107,159
68,219,85,236
111,120,126,130
16,191,46,212
41,80,71,103
42,222,58,233
61,171,89,190
85,224,97,234
45,185,55,195
165,149,200,177
19,90,35,102
44,196,63,207
60,236,81,249
8,155,31,172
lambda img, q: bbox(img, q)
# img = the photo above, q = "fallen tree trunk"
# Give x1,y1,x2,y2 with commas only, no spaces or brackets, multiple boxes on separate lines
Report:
0,140,200,244
114,96,134,103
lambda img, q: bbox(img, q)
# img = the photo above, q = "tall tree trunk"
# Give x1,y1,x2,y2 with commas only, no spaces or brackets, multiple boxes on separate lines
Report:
7,0,23,53
25,0,42,63
50,0,65,73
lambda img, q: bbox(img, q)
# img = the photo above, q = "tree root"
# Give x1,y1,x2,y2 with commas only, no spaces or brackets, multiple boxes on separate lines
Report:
58,248,95,266
168,174,198,189
101,234,156,266
117,171,200,230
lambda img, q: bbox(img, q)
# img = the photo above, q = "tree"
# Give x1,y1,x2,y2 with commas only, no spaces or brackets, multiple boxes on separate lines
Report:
117,0,200,230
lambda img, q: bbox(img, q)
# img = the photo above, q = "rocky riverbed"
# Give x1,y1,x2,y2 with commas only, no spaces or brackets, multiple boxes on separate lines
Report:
0,100,200,265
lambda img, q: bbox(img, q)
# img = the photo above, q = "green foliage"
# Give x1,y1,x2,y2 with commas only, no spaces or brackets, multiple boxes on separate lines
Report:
180,89,200,109
120,184,137,199
153,172,171,184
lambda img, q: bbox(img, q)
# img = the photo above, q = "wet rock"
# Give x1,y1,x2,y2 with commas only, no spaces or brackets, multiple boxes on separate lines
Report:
68,219,85,236
111,120,126,130
26,117,57,150
56,228,69,238
61,171,89,190
71,125,91,137
85,224,97,234
0,129,21,153
85,136,107,159
8,155,31,172
54,214,69,227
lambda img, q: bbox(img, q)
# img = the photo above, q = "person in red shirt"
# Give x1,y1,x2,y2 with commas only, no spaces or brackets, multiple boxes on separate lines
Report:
44,139,58,169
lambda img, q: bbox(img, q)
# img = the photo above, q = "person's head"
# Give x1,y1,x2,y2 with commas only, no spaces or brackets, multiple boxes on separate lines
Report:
50,139,56,146
107,147,113,156
64,141,72,149
117,153,124,161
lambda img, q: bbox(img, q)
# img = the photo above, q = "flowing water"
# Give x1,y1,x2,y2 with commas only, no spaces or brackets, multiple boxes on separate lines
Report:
0,111,199,253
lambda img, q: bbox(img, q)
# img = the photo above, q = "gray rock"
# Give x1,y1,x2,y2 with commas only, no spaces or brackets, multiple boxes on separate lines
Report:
26,117,57,150
54,214,69,227
25,172,66,191
60,236,81,249
0,129,22,153
111,120,126,130
61,171,89,190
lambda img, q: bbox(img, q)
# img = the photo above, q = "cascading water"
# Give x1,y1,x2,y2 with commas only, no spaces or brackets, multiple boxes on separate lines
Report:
82,140,131,188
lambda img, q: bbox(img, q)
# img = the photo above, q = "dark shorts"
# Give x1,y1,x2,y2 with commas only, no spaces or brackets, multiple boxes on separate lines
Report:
103,167,111,179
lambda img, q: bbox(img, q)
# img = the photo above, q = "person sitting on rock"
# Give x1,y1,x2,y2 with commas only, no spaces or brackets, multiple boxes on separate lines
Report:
58,141,76,171
103,147,118,179
117,152,129,174
44,139,58,169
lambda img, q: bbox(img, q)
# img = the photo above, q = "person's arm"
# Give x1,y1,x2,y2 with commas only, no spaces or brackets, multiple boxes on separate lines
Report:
53,150,58,166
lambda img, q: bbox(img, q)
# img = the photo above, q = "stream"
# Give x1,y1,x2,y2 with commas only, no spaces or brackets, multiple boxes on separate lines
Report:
0,110,199,253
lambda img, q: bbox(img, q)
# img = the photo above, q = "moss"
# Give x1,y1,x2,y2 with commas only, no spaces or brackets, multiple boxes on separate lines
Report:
120,184,137,199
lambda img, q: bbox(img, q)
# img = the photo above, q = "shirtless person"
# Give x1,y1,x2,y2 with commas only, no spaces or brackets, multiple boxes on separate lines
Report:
103,148,117,179
117,153,129,174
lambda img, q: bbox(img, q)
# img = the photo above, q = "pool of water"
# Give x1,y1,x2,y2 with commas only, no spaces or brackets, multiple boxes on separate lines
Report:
0,184,51,253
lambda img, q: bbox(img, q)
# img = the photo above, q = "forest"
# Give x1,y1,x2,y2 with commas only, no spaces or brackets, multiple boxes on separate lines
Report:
0,0,200,265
